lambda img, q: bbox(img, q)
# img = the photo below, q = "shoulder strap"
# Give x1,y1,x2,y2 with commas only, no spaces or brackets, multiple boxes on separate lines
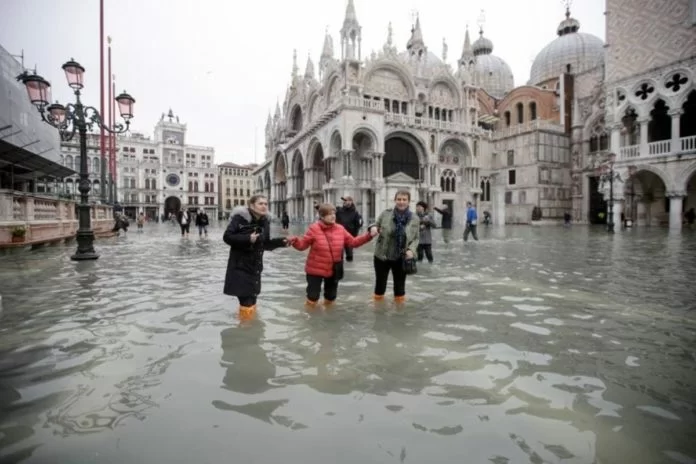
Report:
322,229,335,262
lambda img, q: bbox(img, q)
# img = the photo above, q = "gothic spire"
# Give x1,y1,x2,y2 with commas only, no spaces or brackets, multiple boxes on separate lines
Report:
304,53,315,80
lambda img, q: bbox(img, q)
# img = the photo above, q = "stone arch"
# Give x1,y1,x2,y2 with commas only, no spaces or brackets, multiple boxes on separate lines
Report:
306,137,328,187
329,130,342,156
263,170,271,189
256,176,264,192
678,161,696,192
620,106,640,146
437,137,472,165
383,131,428,180
351,125,379,151
363,61,416,100
291,149,304,177
307,92,321,122
273,151,287,183
623,165,671,225
289,104,303,133
325,74,342,107
429,76,460,107
648,98,671,142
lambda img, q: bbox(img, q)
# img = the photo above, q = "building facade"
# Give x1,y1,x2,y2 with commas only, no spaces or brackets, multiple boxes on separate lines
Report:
254,0,696,228
117,109,218,220
59,133,112,203
218,162,257,219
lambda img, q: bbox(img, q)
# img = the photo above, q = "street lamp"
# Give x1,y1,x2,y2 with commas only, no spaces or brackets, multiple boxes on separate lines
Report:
17,59,135,261
595,152,622,234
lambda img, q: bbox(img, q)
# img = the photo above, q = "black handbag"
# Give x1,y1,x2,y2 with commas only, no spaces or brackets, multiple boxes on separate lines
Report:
402,253,417,275
323,231,344,281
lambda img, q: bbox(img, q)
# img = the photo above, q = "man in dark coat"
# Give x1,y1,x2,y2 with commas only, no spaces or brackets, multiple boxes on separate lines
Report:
335,196,363,262
223,195,289,320
433,205,453,243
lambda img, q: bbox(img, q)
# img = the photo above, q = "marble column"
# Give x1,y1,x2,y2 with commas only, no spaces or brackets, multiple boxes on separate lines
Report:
639,118,649,156
669,110,682,153
610,123,621,156
667,191,685,229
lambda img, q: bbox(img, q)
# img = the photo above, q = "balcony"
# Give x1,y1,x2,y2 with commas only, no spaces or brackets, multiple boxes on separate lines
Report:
493,120,565,139
0,190,114,249
618,135,696,161
384,113,489,137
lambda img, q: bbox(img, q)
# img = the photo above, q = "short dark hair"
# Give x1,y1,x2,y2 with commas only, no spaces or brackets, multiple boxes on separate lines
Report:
394,190,411,201
416,201,428,209
248,194,267,206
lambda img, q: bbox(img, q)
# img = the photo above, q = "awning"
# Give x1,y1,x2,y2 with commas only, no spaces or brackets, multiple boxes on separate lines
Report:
479,114,499,124
0,138,76,178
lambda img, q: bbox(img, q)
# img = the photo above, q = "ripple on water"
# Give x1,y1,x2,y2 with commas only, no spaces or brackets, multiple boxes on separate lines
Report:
0,224,694,464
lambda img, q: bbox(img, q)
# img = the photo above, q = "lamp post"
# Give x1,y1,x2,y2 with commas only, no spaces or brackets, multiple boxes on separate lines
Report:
17,59,135,261
595,152,622,234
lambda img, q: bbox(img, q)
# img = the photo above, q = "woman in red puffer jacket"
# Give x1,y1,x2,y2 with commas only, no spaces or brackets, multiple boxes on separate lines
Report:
288,203,378,307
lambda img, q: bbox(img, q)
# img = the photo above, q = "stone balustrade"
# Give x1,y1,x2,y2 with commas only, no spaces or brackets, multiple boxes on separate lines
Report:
0,190,114,248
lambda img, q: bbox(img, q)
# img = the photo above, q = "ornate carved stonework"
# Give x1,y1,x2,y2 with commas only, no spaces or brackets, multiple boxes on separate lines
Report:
364,69,409,99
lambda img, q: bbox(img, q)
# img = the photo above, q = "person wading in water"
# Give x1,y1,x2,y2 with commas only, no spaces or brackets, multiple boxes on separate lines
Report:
289,203,377,309
223,195,291,321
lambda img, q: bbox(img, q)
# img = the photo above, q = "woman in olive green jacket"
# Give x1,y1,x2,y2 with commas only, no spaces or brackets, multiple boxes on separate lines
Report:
371,190,420,303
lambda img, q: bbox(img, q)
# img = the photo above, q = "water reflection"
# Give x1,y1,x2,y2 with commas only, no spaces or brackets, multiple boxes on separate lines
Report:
0,224,694,463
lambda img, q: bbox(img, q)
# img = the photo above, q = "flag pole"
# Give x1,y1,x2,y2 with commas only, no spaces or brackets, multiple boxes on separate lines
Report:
99,0,107,203
107,37,114,204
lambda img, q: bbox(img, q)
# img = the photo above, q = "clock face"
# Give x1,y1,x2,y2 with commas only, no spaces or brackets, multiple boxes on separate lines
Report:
166,173,180,186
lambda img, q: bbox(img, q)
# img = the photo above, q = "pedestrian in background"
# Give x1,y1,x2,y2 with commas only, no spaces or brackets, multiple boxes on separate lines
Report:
464,201,479,242
335,196,363,262
415,201,434,263
289,203,376,308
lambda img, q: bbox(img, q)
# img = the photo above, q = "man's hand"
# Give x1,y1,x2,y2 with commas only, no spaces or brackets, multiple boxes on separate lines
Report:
368,226,378,237
285,236,297,246
405,249,414,259
250,232,259,243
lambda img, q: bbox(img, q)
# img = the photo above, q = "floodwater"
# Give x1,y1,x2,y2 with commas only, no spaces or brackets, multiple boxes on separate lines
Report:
0,222,695,464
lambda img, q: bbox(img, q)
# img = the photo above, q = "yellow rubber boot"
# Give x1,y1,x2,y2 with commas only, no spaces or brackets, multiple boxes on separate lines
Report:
238,305,256,321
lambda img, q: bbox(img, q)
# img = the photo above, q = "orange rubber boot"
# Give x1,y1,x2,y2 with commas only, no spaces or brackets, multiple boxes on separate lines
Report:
394,295,406,304
323,299,335,308
238,305,256,321
373,294,385,301
305,299,319,310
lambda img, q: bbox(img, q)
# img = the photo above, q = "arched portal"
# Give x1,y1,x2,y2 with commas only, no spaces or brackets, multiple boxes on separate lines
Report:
256,176,264,194
274,153,287,217
351,131,375,182
384,137,420,180
681,90,696,138
263,171,271,200
292,150,305,219
290,105,303,133
623,168,668,226
683,165,696,222
164,196,182,218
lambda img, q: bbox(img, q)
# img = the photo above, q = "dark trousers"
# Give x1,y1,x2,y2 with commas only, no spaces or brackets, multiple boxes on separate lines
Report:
344,246,354,261
417,244,433,262
373,256,407,297
238,295,257,307
306,274,339,302
464,223,478,241
180,223,190,236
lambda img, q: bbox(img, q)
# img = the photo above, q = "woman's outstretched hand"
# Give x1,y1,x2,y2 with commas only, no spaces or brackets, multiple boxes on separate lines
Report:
368,226,379,237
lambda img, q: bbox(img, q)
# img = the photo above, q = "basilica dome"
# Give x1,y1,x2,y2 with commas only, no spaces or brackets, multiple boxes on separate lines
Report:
529,11,604,86
472,31,515,99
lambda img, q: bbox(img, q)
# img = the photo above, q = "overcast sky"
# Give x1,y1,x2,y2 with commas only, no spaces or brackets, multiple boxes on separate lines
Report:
1,0,604,165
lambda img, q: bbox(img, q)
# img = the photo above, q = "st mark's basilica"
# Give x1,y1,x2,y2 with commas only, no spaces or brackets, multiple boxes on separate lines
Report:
253,0,696,227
